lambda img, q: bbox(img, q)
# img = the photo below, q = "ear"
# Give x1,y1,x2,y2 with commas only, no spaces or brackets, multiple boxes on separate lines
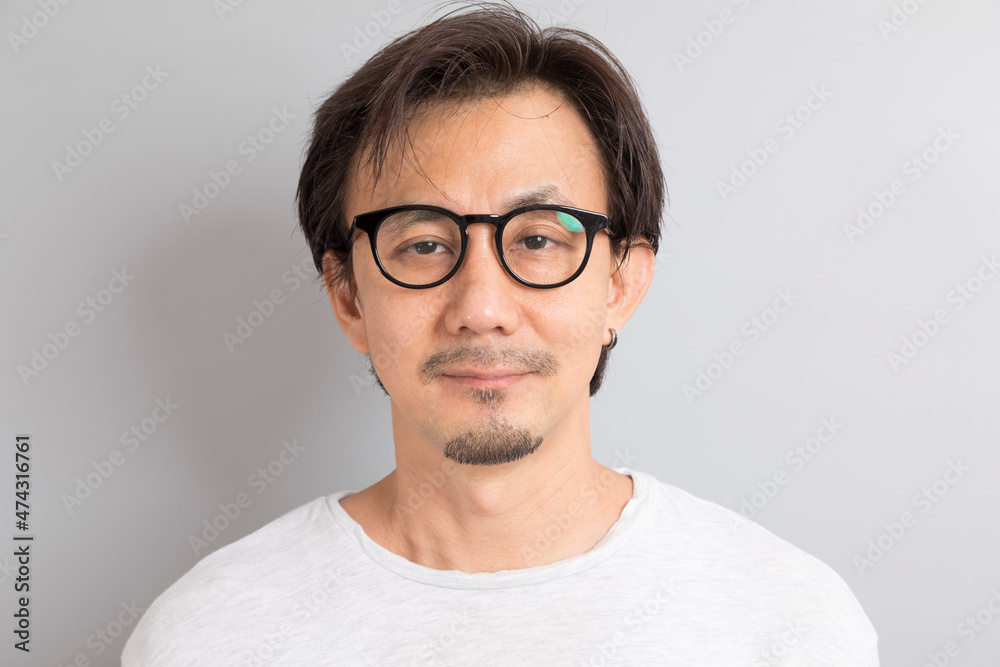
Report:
605,239,655,337
324,251,369,354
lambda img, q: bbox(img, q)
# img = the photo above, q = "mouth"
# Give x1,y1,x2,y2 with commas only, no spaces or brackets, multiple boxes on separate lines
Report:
440,368,533,389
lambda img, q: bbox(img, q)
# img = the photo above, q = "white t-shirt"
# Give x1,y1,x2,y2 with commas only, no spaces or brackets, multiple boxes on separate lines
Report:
122,468,879,665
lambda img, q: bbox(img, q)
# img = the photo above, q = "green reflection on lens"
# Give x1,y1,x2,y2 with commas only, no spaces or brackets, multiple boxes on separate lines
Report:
556,211,584,232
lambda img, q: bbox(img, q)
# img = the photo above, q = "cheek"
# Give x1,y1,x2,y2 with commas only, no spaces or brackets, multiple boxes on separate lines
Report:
362,292,446,383
365,312,413,383
537,284,608,369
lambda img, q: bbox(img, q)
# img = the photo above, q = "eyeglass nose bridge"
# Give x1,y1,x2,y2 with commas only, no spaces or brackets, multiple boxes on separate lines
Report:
450,214,506,277
452,214,507,255
457,213,504,226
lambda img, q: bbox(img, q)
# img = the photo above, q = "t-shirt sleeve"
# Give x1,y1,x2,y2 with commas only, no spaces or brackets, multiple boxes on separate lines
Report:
677,491,880,666
122,497,348,665
782,570,880,666
121,561,243,666
735,521,881,666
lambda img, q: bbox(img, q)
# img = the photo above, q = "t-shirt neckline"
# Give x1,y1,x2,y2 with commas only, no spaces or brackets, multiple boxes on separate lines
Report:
323,467,652,589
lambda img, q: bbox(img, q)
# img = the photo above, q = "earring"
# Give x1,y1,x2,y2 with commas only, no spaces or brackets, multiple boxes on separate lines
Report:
602,328,618,351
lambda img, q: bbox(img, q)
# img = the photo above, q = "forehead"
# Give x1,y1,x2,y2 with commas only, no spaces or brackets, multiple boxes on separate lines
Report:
346,84,607,214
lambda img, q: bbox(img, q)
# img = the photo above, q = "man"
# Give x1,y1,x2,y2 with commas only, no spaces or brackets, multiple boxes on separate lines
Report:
124,4,879,664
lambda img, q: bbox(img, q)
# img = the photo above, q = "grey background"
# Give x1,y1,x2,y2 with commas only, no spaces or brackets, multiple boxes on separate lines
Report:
1,0,999,665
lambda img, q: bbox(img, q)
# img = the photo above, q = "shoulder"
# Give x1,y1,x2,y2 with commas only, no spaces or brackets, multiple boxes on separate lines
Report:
122,495,349,666
632,471,879,663
636,471,850,578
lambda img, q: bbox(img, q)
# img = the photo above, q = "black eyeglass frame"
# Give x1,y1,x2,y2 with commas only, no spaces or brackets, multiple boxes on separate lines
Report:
350,204,612,289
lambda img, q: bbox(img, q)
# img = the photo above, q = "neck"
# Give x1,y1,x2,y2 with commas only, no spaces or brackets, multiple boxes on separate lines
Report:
340,407,634,573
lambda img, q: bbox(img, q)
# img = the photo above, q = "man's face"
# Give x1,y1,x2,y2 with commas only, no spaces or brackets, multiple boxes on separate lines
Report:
333,84,622,466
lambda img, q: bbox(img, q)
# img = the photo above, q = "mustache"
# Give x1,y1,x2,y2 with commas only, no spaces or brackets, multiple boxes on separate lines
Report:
419,345,559,384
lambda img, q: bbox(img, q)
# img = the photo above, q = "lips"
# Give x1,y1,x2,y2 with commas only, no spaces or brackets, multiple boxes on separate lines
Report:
418,347,559,386
443,367,529,379
441,368,532,388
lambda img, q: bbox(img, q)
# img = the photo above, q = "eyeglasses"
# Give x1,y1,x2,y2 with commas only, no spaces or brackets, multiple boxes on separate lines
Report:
350,204,611,289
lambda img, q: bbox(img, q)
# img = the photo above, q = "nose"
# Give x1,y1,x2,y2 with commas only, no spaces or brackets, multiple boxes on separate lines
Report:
442,223,521,338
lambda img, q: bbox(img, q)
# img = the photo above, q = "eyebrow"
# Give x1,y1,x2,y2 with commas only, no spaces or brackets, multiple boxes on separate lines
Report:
393,184,574,213
502,184,574,211
392,208,451,224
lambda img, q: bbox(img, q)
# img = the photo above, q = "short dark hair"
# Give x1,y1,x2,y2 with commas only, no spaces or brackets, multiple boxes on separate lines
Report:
296,2,665,395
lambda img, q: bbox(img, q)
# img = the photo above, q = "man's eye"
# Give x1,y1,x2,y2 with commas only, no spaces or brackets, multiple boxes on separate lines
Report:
517,235,554,250
407,241,446,255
